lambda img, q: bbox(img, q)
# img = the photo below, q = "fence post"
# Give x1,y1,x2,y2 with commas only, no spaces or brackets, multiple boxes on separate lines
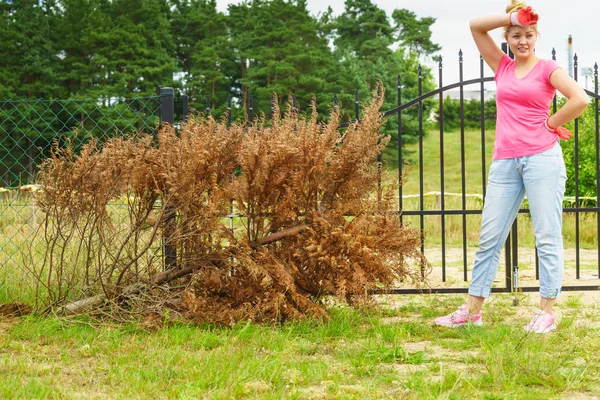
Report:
437,58,446,281
182,94,188,123
354,89,359,122
595,62,599,278
397,74,403,223
161,87,174,125
501,42,514,59
248,96,254,125
160,87,177,271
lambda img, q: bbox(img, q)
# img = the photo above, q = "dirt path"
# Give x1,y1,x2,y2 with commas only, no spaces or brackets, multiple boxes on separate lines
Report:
405,246,600,290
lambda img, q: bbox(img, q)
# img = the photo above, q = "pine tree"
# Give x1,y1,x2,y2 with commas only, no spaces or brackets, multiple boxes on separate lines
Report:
2,0,61,98
228,0,336,117
329,0,395,123
334,0,394,61
0,0,19,98
96,0,176,97
171,0,233,116
330,1,439,138
392,8,441,58
0,0,63,185
57,0,111,97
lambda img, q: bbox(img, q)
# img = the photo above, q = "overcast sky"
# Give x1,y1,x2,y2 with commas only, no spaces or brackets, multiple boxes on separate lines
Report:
216,0,599,92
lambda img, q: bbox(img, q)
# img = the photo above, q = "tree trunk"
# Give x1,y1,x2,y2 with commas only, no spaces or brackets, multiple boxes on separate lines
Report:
241,59,247,115
60,225,309,315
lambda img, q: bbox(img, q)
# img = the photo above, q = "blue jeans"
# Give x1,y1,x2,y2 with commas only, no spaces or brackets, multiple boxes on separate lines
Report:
468,141,567,299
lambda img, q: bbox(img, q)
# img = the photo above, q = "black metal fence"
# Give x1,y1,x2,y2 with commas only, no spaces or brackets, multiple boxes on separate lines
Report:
384,50,600,294
1,48,599,298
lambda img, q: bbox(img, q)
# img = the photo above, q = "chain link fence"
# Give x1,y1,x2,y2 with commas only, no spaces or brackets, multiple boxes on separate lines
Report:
0,95,163,302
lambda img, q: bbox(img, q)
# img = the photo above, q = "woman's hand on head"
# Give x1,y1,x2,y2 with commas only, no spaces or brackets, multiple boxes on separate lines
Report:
510,6,539,26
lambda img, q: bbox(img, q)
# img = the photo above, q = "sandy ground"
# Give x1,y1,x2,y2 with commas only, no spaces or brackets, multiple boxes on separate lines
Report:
403,246,600,292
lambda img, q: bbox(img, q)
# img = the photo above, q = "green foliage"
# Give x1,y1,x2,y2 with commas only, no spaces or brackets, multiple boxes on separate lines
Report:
57,0,110,97
0,0,62,99
441,96,497,132
334,0,394,59
96,0,177,96
1,0,439,122
392,8,440,57
3,0,176,99
0,2,19,98
0,97,161,187
228,0,338,119
171,0,234,117
560,97,599,200
0,0,443,187
329,0,438,140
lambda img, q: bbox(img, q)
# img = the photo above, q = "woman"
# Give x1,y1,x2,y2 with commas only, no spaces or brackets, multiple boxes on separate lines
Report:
435,1,588,333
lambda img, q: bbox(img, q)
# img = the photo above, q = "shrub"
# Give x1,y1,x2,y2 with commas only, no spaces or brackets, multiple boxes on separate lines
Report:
32,85,427,324
439,96,497,132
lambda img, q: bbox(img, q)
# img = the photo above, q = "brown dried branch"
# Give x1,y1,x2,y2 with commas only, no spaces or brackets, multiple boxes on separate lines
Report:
256,225,308,246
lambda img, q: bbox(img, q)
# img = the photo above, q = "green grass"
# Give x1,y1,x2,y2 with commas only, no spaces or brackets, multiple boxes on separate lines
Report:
1,293,600,399
383,128,494,195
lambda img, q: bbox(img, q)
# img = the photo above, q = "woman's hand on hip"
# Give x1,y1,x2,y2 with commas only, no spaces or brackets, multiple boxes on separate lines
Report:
545,119,572,140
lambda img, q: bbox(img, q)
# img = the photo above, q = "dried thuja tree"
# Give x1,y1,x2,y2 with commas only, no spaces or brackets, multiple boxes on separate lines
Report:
33,136,164,310
33,84,428,323
34,118,243,313
181,86,428,324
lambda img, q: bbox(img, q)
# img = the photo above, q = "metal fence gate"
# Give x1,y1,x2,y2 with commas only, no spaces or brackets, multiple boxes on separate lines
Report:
383,51,600,294
1,50,599,300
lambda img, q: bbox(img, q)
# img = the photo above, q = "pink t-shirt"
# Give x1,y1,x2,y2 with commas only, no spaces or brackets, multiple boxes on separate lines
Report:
493,54,561,159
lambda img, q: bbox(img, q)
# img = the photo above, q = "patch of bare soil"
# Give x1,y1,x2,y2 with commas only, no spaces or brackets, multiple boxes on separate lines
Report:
0,302,32,317
403,246,600,292
0,317,19,336
400,340,479,361
559,394,599,400
0,303,32,341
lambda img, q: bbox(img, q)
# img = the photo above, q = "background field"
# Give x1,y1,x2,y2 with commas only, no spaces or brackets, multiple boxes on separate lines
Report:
387,128,599,249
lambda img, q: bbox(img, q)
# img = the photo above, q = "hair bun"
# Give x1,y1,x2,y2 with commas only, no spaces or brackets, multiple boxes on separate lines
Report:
506,0,528,14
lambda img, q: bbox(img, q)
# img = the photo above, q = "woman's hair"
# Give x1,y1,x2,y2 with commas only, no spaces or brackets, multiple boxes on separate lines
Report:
505,0,527,14
503,0,539,36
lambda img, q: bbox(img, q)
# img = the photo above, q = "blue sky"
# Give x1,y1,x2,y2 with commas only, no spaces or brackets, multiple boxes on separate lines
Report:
216,0,598,92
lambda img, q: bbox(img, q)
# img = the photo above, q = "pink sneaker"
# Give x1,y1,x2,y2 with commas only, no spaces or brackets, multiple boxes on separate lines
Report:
524,310,556,334
435,305,483,327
